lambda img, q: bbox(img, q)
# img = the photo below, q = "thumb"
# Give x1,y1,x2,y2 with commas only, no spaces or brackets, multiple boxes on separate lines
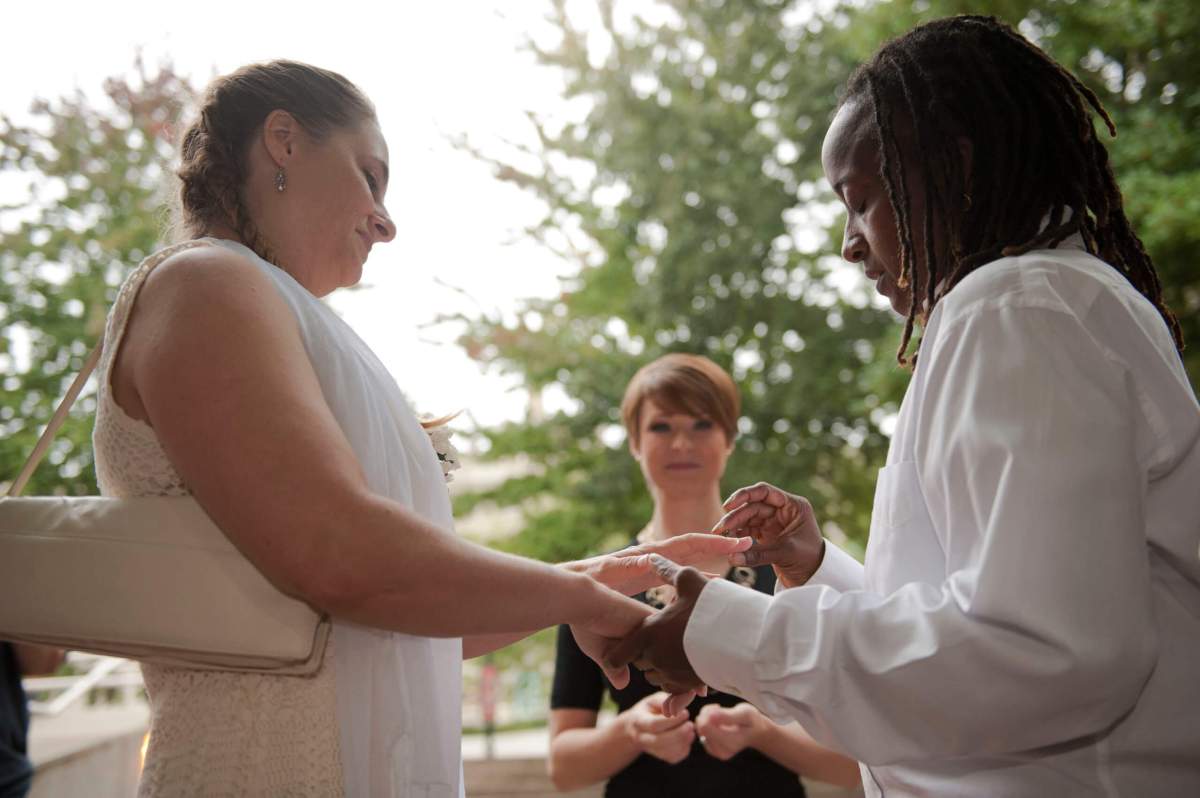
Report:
669,562,711,602
604,622,646,675
645,692,670,715
649,554,683,585
725,702,759,726
661,690,697,718
602,661,631,691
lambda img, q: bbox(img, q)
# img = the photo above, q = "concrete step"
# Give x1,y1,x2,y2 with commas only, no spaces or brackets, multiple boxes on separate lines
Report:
465,757,599,798
28,704,149,798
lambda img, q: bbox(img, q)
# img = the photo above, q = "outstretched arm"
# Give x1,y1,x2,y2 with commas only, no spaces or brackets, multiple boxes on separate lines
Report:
463,533,751,659
121,247,646,669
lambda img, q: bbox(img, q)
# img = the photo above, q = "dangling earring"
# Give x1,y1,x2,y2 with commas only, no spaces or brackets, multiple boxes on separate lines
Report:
274,168,287,193
962,191,972,210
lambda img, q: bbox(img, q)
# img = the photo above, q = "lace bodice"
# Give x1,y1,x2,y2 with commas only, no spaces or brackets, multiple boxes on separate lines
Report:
92,241,344,796
93,241,199,500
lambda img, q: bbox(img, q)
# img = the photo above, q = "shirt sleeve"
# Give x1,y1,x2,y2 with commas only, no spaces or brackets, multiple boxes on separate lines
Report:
684,301,1158,765
805,539,864,592
550,624,605,711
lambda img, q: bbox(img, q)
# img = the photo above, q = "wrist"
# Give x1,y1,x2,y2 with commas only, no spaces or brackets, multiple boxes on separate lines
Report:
617,708,636,741
617,708,645,752
745,709,770,748
561,569,604,625
776,538,825,588
563,570,635,629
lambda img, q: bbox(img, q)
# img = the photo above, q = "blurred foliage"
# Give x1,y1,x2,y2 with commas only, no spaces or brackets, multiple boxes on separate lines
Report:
0,3,1195,578
453,0,1200,565
0,59,194,494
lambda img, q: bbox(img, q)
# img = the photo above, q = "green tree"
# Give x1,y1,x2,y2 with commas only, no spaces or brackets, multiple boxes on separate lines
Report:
454,0,1200,566
454,0,907,564
0,60,195,494
1029,0,1200,382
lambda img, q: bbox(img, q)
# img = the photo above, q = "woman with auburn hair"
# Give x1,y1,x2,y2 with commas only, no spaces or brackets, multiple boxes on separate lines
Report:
93,61,746,796
547,354,860,796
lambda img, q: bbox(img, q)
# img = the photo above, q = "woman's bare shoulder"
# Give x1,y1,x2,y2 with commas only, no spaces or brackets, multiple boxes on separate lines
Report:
113,242,303,421
127,243,306,359
138,242,283,312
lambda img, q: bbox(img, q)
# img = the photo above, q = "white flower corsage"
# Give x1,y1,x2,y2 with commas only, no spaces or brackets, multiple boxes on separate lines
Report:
423,417,462,482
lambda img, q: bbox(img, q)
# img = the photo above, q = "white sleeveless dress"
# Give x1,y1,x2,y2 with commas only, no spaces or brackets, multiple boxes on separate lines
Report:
92,238,464,797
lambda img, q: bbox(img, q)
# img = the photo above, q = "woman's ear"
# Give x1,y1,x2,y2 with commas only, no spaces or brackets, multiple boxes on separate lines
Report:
261,109,299,167
628,435,642,461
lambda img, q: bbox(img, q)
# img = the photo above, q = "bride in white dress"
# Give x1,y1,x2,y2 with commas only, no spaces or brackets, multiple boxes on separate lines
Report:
93,60,746,796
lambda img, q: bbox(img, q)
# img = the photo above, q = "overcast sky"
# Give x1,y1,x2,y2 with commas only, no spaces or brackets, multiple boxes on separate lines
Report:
1,0,604,430
3,0,879,446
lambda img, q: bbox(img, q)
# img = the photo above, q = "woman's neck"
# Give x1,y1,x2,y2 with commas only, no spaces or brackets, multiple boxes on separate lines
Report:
642,487,731,580
203,223,243,247
203,224,293,282
644,488,725,541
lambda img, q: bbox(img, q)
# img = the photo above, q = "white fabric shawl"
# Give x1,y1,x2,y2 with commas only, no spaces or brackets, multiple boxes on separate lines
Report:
213,238,464,798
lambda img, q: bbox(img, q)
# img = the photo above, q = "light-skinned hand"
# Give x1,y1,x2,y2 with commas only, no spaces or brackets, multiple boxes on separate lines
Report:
560,532,751,596
622,691,697,765
569,582,653,689
695,702,765,761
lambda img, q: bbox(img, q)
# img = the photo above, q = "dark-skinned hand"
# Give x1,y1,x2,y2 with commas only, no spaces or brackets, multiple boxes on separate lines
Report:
605,555,713,717
711,481,826,588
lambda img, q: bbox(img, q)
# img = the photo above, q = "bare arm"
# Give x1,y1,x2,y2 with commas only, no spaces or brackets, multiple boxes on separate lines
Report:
751,721,862,788
119,249,644,642
695,702,860,788
463,534,753,659
547,708,642,791
463,632,533,660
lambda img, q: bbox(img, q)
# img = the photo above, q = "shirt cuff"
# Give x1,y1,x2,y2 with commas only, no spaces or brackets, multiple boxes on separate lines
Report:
804,539,863,592
684,578,773,706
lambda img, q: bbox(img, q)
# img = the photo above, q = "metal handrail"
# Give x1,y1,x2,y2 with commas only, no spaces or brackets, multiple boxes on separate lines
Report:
23,653,145,716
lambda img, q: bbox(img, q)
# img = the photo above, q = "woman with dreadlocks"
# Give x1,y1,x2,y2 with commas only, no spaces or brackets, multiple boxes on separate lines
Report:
606,15,1200,797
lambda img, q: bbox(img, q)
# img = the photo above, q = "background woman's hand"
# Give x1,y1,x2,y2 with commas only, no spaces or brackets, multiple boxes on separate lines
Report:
560,532,750,596
711,482,825,588
621,692,697,765
695,702,765,761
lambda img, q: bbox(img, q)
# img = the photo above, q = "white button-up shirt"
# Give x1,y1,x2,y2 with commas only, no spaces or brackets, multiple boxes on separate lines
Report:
685,240,1200,796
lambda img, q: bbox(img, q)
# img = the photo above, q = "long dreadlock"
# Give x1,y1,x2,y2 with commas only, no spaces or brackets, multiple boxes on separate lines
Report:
842,15,1184,366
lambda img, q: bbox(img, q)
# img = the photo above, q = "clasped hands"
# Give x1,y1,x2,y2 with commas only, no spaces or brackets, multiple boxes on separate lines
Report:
598,482,825,716
620,690,772,764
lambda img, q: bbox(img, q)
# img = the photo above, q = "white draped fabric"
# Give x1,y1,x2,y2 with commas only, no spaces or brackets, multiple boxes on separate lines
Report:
96,237,463,797
214,238,465,798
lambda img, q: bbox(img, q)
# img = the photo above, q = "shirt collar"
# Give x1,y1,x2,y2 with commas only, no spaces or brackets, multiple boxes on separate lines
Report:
1038,207,1086,252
